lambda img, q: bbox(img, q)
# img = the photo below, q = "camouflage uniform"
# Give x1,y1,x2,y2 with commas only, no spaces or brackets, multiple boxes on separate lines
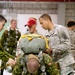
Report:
12,34,59,75
68,30,75,71
12,53,59,75
45,24,75,75
68,30,75,60
0,42,15,75
0,27,21,56
0,27,21,74
0,44,14,64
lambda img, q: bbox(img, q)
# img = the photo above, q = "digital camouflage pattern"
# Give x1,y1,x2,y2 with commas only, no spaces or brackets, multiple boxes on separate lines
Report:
12,53,60,75
45,24,75,75
68,30,75,60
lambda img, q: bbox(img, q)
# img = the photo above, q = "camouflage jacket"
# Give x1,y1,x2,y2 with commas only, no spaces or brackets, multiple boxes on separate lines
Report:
0,29,21,56
0,44,14,62
68,30,75,50
0,44,14,69
45,24,75,75
12,53,59,75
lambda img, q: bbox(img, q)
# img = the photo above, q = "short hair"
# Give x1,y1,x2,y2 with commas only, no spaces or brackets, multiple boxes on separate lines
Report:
10,19,17,23
39,14,52,21
29,17,37,21
27,58,39,67
27,58,39,73
67,20,75,27
0,15,7,23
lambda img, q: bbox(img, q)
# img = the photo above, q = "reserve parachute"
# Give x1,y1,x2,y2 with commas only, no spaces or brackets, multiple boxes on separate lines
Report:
19,34,49,54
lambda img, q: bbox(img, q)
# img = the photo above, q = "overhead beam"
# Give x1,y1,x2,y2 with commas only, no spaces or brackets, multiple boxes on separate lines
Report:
0,0,75,2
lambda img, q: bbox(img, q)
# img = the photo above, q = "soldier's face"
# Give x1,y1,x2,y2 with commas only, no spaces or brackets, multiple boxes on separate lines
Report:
28,24,36,33
0,20,5,31
11,21,17,29
74,25,75,30
71,25,75,30
39,18,49,30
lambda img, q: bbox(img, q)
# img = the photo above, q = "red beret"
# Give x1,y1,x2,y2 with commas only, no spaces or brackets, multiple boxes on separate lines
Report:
25,19,36,27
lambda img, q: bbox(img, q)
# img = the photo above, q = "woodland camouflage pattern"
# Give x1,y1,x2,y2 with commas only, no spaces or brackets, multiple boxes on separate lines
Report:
0,29,21,70
12,34,59,75
0,29,21,56
45,24,75,75
0,44,14,69
12,53,60,75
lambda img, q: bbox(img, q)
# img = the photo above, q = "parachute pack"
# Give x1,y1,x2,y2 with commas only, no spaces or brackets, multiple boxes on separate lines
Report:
19,34,49,54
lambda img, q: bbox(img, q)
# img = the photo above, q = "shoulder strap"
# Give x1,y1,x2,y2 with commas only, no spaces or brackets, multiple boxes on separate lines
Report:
38,51,47,75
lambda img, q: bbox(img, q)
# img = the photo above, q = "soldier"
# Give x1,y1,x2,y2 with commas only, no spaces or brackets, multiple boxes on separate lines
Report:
0,15,15,75
39,14,75,75
0,15,7,31
66,20,75,70
12,33,59,75
23,17,40,34
0,19,21,74
0,19,21,56
12,53,59,75
16,17,41,57
67,20,75,59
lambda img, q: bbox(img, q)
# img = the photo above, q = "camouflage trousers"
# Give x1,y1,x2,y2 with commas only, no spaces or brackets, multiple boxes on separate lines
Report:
71,50,75,70
71,50,75,60
60,65,74,75
68,72,75,75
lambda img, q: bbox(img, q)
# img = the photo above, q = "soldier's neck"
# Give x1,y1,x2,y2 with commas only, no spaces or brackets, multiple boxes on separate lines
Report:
10,27,15,30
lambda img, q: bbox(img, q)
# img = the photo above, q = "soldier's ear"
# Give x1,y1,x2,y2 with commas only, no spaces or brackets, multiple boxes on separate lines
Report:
26,62,28,65
39,64,40,67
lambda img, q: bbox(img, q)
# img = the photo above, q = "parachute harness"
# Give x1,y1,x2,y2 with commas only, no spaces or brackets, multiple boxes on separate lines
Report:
20,34,49,75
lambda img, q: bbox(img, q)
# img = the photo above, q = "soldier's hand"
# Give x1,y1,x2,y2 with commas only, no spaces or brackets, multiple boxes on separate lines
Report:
6,58,16,67
45,48,52,55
